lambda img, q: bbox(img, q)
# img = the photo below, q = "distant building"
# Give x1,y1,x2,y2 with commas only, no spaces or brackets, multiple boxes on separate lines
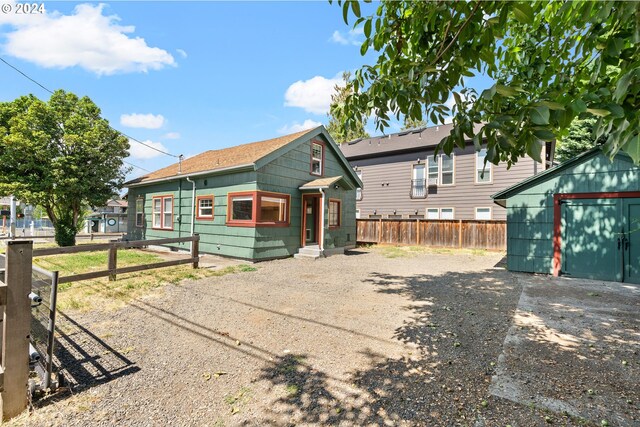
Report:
339,124,555,220
86,198,128,233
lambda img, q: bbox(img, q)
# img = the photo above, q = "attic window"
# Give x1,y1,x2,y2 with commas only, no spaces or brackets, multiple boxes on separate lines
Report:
311,142,324,176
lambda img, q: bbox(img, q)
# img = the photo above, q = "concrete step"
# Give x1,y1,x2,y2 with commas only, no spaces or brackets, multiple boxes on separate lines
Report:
295,245,323,259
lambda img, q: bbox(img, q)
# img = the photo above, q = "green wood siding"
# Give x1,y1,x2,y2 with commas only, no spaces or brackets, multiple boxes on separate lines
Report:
127,134,359,260
506,153,640,274
127,172,258,259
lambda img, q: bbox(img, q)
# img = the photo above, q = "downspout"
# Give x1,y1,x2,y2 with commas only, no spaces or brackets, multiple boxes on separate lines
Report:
318,188,325,253
185,177,196,250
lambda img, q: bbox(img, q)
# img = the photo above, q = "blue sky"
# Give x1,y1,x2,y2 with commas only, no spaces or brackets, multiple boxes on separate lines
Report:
0,1,491,179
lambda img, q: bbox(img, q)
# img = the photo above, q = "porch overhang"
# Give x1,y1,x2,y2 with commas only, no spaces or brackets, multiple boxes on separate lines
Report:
299,175,354,191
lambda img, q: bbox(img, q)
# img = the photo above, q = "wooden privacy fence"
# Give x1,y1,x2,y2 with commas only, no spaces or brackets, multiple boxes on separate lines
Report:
357,219,506,250
33,235,200,284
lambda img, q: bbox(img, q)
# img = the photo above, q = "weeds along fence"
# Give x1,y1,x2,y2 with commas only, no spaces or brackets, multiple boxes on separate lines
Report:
356,219,506,250
0,235,200,421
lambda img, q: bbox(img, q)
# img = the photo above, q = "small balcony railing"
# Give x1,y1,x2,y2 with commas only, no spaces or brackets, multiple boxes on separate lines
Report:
410,179,427,198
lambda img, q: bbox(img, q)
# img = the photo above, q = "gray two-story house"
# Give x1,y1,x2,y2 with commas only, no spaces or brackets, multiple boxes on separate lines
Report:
340,124,554,220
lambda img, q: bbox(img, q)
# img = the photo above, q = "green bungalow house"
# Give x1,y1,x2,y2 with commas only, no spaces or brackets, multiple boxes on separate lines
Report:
124,126,362,260
492,148,640,283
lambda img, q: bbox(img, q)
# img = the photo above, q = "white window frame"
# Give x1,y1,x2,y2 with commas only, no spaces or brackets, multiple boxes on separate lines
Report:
427,156,439,186
475,207,492,220
152,195,173,230
440,208,455,220
356,170,363,201
439,154,455,186
197,196,214,219
475,149,493,184
411,164,427,198
311,142,323,176
426,208,440,220
135,198,144,227
355,209,361,219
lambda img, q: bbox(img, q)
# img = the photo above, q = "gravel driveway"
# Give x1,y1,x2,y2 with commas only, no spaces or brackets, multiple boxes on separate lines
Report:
16,248,637,426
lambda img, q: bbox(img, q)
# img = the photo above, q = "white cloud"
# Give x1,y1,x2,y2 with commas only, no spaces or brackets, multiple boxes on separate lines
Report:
163,132,181,140
277,119,322,134
127,139,169,160
0,2,175,75
284,74,343,115
329,28,364,46
120,113,165,129
176,49,187,58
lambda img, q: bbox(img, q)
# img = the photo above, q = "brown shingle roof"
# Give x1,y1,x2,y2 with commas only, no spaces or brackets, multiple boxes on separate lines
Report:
127,128,317,185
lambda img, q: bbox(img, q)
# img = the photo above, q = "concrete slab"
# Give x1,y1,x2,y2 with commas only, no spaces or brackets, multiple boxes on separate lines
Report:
490,274,640,425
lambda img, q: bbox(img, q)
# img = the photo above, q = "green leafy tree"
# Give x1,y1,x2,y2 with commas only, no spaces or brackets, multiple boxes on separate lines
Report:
326,71,370,143
401,116,427,130
556,118,606,163
0,90,130,246
331,1,640,165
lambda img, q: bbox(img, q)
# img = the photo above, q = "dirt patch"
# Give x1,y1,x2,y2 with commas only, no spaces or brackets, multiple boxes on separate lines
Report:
13,249,628,426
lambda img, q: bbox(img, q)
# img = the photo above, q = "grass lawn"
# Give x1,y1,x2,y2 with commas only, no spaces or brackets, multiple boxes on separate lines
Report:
374,245,490,258
34,249,256,312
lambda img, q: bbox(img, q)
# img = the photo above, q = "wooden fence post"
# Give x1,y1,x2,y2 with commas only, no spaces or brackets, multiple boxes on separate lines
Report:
191,234,199,269
416,219,420,246
458,220,463,248
377,219,382,244
1,241,33,420
108,244,117,282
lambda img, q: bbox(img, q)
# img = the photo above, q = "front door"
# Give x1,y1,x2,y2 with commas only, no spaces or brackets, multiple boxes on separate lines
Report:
302,195,320,247
624,199,640,284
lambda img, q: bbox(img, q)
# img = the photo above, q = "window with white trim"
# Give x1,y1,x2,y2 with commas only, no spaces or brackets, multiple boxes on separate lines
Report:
152,196,173,229
411,164,426,198
440,208,454,219
476,149,492,183
356,170,363,201
426,208,439,220
475,207,492,220
153,198,161,228
197,196,214,219
440,154,454,185
311,142,323,175
135,198,144,227
427,156,439,185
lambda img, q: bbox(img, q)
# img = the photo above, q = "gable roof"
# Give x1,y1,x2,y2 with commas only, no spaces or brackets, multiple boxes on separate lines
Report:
339,123,483,160
126,126,363,188
491,147,603,205
126,128,315,186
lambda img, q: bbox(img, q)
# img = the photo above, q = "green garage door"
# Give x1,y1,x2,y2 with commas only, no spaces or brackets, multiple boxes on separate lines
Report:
562,198,621,281
625,200,640,284
562,197,640,283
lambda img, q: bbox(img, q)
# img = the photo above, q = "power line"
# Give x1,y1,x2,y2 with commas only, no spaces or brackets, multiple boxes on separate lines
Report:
122,160,151,173
0,56,180,159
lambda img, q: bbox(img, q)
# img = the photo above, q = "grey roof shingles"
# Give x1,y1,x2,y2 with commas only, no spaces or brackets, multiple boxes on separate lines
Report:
339,123,482,160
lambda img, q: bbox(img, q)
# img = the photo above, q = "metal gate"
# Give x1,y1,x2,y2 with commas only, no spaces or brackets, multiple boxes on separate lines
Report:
30,265,61,391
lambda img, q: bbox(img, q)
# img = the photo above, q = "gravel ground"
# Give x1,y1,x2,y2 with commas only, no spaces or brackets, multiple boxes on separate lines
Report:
14,248,629,426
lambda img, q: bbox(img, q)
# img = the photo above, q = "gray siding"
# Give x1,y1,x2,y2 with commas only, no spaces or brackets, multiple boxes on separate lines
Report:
350,144,542,220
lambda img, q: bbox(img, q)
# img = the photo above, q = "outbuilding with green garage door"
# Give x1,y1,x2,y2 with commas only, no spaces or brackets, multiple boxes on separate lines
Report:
492,148,640,284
